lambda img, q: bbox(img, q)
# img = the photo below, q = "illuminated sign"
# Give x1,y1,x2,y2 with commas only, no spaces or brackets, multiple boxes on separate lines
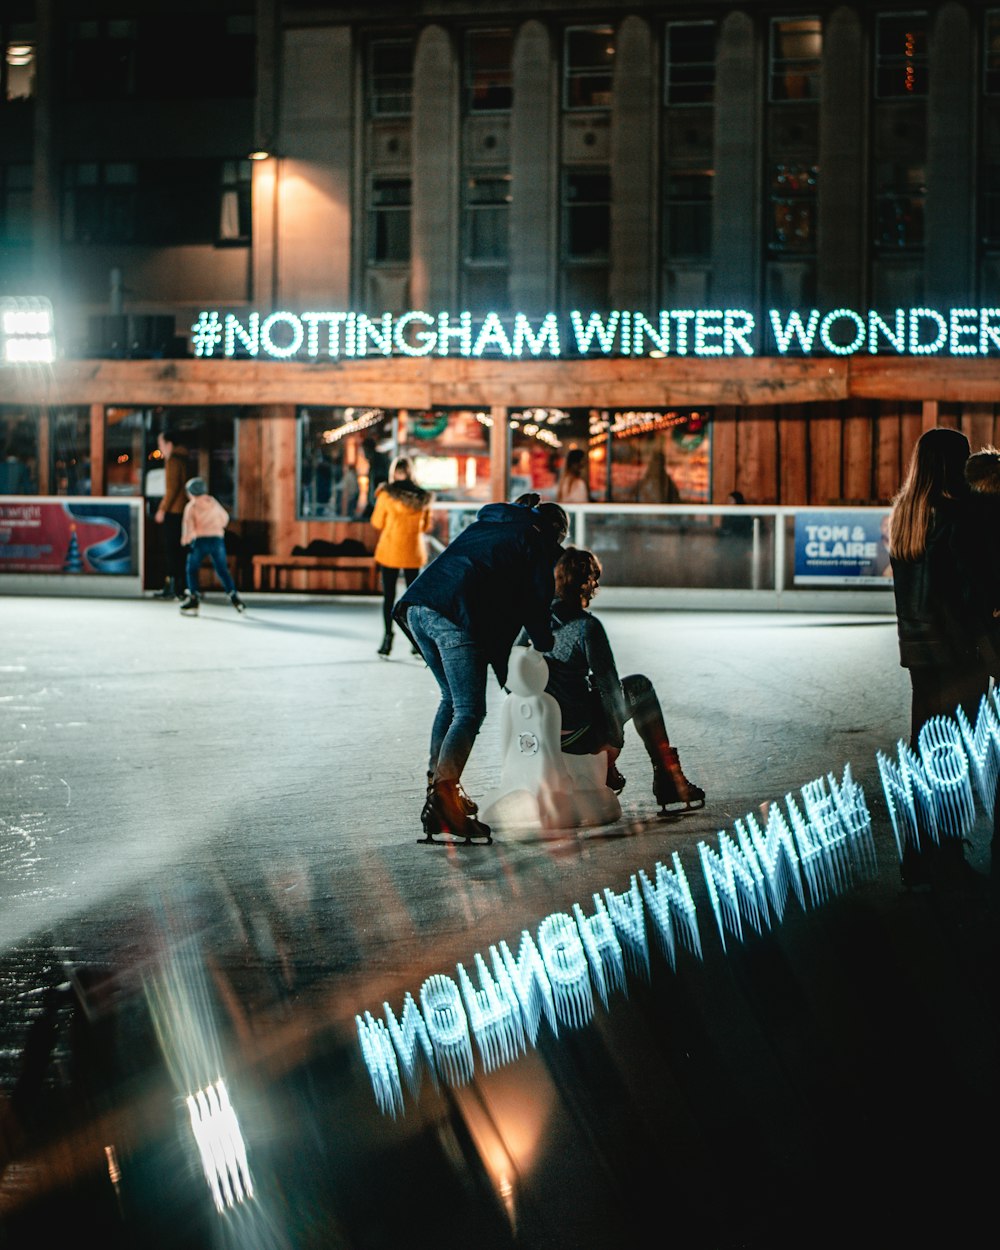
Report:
357,762,877,1118
192,306,1000,361
1,296,56,364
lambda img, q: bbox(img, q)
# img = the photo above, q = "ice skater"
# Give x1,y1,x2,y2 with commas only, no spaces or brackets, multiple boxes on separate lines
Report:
370,456,433,657
530,547,705,814
178,477,245,616
395,494,568,844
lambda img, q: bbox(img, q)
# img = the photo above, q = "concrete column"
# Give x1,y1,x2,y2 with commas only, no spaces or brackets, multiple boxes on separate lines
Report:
925,2,974,305
411,25,458,310
817,6,867,309
712,10,759,307
610,15,656,309
272,26,353,307
510,21,555,314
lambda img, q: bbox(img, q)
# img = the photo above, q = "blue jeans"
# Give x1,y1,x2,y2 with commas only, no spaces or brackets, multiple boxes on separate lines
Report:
186,536,236,599
406,605,488,783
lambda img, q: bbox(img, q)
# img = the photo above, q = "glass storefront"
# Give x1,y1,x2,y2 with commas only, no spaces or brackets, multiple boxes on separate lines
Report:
298,406,494,521
50,407,92,495
105,406,237,513
299,404,711,518
509,407,712,504
0,408,38,492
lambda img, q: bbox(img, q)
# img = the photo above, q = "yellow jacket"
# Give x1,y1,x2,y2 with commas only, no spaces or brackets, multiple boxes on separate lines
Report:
370,479,433,569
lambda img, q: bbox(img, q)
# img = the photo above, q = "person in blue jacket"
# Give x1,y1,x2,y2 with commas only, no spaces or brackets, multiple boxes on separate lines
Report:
395,494,568,843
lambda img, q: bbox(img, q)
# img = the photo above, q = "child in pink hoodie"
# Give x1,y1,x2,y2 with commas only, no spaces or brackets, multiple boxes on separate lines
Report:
179,477,245,615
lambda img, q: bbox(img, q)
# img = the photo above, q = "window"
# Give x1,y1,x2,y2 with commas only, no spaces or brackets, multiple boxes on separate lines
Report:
874,163,925,249
769,18,822,102
136,13,255,100
875,12,928,99
368,177,411,263
665,22,716,106
62,163,138,244
369,39,413,117
463,175,510,262
50,409,92,496
563,171,611,259
564,26,614,110
0,410,38,495
4,28,35,101
664,171,713,259
981,164,1000,246
62,160,233,246
986,11,1000,94
767,164,818,253
66,18,137,100
218,160,252,244
0,163,32,244
466,29,513,112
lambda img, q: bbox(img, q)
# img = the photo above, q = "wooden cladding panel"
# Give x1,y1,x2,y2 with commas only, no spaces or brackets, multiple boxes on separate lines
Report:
875,403,902,503
777,405,808,504
842,404,874,503
735,408,779,503
963,403,998,450
807,405,843,504
710,406,738,499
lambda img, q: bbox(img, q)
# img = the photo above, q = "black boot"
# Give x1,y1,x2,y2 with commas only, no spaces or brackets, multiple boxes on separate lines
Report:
426,771,478,814
152,577,175,600
419,780,492,844
377,631,393,658
653,747,705,812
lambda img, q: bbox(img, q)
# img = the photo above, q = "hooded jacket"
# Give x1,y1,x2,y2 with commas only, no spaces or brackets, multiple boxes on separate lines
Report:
370,479,433,569
394,501,561,685
181,493,230,546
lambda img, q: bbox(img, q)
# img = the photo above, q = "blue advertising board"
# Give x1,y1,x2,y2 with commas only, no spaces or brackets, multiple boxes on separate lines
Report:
793,510,893,586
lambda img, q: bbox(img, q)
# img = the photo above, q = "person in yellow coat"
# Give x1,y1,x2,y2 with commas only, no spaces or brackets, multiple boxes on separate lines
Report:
370,456,434,657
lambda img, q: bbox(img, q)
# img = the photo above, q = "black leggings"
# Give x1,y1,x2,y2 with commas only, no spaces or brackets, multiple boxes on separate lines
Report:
562,672,673,764
380,566,418,633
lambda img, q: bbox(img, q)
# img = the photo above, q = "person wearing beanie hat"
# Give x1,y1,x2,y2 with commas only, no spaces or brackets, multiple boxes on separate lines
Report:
178,477,245,616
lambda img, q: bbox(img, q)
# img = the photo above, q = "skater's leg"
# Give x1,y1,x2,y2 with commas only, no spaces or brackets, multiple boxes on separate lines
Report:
621,673,704,809
205,537,236,596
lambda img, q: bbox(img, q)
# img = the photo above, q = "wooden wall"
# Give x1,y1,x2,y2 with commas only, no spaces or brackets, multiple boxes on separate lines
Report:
710,399,1000,506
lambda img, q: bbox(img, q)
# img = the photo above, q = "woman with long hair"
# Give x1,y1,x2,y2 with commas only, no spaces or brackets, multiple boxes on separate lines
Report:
889,426,988,886
556,447,591,504
532,546,704,813
370,456,433,657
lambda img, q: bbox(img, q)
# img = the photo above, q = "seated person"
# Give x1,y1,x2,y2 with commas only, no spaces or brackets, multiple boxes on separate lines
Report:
524,547,705,813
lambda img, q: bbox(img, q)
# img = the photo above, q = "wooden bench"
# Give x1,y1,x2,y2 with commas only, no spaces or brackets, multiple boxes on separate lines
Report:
252,554,379,593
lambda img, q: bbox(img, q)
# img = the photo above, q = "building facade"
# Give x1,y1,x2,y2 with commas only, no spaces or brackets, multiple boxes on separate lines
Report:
2,1,1000,588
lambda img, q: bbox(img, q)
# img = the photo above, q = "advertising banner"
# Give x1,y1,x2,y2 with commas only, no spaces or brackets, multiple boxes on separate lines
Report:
793,510,893,586
0,498,138,575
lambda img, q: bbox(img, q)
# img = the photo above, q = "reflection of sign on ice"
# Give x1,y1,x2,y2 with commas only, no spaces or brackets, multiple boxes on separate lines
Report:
793,509,892,586
357,762,877,1117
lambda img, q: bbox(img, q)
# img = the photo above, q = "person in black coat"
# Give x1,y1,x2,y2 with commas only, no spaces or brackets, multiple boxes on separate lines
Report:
888,426,989,888
395,495,568,842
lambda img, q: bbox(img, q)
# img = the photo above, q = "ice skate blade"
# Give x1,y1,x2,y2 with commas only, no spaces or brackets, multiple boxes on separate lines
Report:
656,797,704,815
415,825,490,845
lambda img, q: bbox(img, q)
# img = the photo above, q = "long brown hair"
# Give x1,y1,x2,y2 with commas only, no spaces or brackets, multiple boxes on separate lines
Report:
554,547,602,607
888,427,970,561
556,448,589,502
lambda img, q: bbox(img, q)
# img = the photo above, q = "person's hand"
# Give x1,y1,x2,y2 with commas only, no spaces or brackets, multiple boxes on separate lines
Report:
154,508,165,524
